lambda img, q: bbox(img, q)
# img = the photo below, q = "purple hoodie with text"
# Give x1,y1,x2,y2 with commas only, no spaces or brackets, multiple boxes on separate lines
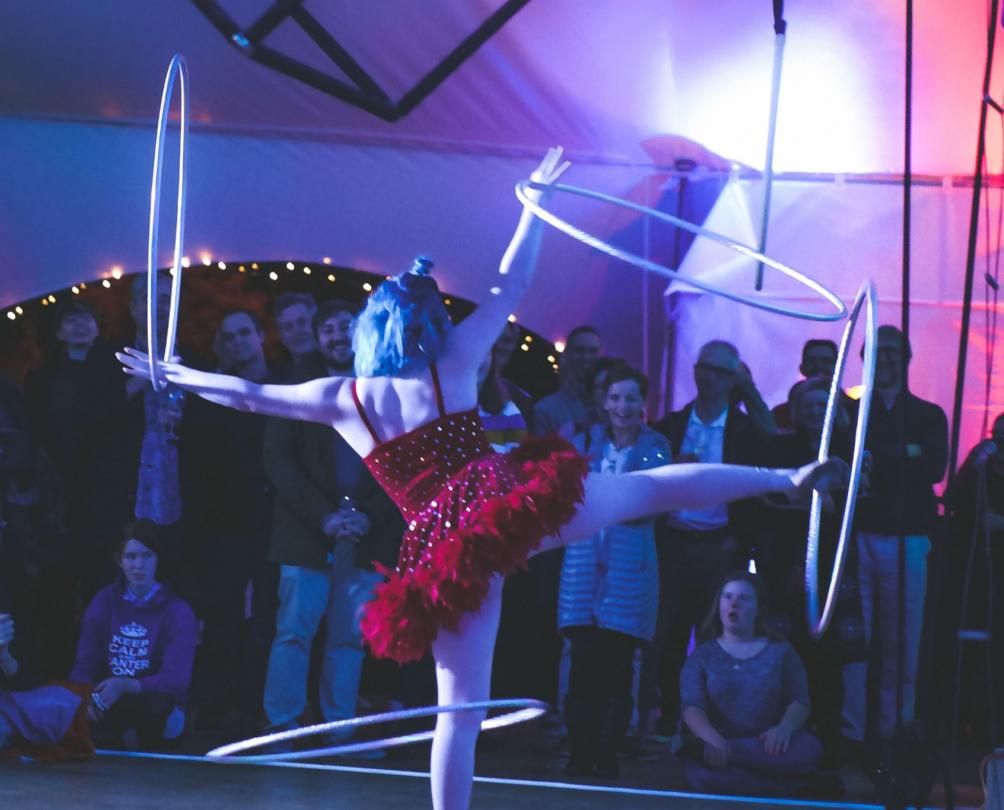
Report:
69,577,197,706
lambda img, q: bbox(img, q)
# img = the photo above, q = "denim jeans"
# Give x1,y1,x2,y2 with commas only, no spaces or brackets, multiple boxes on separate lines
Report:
842,532,930,740
263,542,382,726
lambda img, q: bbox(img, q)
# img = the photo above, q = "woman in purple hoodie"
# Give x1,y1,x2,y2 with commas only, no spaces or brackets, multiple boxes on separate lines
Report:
69,519,197,748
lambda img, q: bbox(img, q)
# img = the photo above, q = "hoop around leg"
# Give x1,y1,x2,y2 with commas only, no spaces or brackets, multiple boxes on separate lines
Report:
147,54,189,390
805,280,877,637
515,180,848,322
205,698,549,763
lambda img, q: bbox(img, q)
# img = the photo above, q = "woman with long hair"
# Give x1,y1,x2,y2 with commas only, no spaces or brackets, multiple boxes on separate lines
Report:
680,571,822,795
119,149,842,810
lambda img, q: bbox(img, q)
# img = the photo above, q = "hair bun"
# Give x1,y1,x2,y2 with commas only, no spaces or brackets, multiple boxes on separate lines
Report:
410,256,434,276
398,256,436,295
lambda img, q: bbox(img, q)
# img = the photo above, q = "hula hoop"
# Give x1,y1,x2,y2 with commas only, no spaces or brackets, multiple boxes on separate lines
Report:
206,699,549,763
515,180,848,322
805,280,878,637
146,54,189,391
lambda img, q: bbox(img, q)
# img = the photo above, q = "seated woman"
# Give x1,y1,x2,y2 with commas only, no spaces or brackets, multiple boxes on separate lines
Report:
558,363,670,778
69,520,197,749
679,571,822,796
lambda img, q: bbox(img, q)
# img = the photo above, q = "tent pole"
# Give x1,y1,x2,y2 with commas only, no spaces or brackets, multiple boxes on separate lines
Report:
949,0,1001,487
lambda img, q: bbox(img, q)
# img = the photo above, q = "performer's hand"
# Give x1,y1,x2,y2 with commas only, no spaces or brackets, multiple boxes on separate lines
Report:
525,147,572,201
759,724,792,756
117,347,190,388
789,457,849,498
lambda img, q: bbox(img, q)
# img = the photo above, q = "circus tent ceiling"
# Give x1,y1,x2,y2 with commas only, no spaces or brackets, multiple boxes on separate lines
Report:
1,0,1003,455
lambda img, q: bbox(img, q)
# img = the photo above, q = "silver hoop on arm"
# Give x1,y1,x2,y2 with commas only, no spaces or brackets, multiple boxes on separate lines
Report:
515,180,848,322
146,54,189,390
805,280,878,637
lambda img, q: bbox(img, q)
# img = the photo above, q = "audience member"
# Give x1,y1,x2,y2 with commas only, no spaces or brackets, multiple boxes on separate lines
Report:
843,325,948,748
188,309,278,731
771,339,839,431
650,340,769,736
0,388,74,679
533,325,603,435
69,521,197,749
943,413,1004,744
273,292,323,380
261,299,403,750
558,364,671,778
679,571,822,795
524,327,605,711
24,300,133,599
482,329,555,706
478,323,534,445
121,273,201,598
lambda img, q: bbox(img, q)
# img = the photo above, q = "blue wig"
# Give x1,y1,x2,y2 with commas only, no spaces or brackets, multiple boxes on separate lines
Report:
353,257,453,377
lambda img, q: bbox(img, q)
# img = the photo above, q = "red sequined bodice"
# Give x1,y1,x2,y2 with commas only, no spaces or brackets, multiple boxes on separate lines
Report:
353,366,589,663
363,409,494,523
363,410,527,575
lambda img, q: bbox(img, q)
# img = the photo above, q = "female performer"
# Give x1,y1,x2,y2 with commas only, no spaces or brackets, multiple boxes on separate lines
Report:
119,148,841,810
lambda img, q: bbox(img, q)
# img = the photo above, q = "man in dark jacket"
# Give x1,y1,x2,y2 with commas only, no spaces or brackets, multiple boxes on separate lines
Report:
261,299,403,740
649,340,769,736
842,325,948,744
24,300,133,599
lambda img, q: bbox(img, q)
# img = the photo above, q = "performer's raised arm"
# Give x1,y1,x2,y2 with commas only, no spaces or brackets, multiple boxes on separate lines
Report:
116,347,348,426
444,147,570,371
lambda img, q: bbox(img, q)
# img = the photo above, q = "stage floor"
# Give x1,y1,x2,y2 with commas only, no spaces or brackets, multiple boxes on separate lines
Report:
0,751,955,810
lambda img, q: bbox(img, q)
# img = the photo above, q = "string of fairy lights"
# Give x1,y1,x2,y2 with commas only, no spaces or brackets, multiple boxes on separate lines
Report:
3,256,565,375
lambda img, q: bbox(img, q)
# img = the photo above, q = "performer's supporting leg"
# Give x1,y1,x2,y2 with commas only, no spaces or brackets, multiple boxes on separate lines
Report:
430,576,504,810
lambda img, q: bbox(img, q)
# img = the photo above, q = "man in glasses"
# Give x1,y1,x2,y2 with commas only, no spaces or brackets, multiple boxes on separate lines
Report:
647,340,770,739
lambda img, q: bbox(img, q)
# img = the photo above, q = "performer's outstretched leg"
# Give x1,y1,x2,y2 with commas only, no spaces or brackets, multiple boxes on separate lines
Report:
536,463,805,554
429,575,504,810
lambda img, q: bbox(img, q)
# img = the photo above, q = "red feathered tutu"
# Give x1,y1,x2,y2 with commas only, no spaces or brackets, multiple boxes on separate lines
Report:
358,409,588,664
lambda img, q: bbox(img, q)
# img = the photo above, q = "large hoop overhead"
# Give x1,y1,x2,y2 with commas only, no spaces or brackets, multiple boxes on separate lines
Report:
805,280,878,637
515,180,848,322
205,698,549,763
146,54,189,391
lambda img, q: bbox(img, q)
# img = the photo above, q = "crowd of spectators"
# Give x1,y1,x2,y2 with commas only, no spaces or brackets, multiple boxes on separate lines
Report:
0,273,988,800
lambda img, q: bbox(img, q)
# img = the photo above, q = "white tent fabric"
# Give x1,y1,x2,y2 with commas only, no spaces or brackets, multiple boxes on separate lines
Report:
2,0,1004,464
669,177,1003,459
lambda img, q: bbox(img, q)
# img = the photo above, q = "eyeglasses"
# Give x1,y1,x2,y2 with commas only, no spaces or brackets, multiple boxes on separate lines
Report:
695,362,735,378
